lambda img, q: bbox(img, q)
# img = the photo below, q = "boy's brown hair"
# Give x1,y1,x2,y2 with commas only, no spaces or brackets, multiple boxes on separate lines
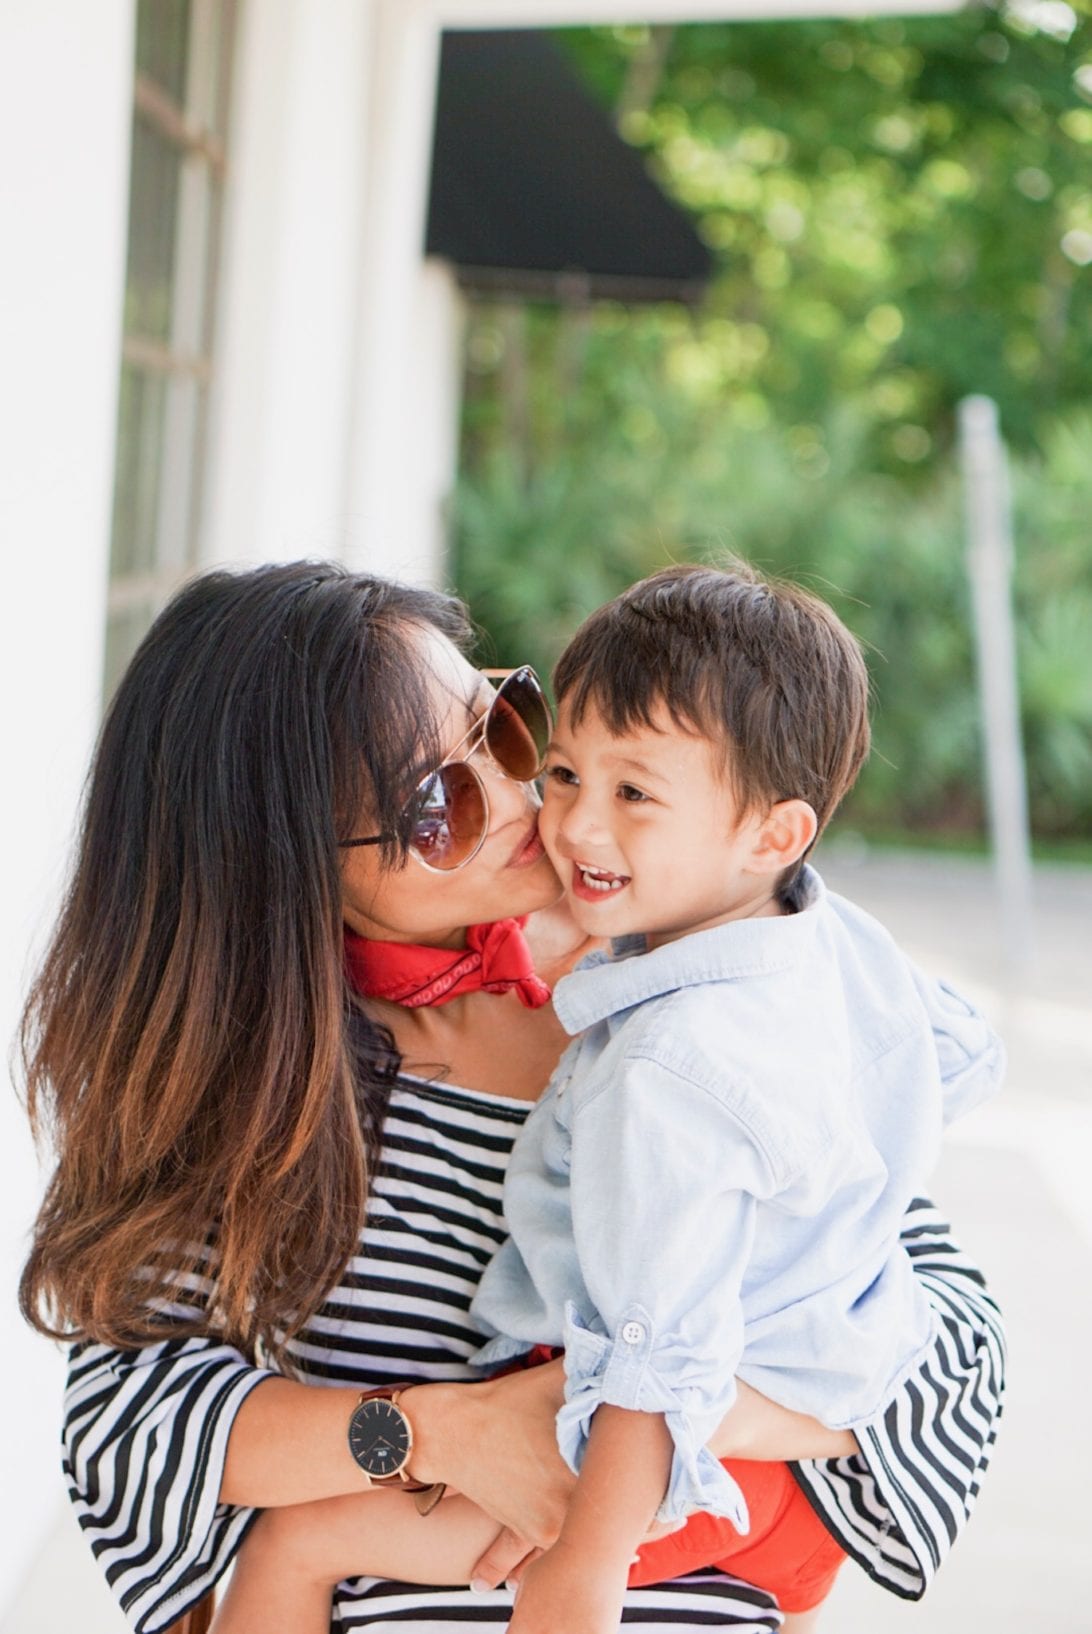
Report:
553,561,871,900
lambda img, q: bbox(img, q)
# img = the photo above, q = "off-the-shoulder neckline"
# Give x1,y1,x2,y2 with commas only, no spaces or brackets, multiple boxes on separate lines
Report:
393,1069,536,1114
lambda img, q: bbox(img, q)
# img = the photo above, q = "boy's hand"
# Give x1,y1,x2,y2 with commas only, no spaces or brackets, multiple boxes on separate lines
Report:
505,1539,628,1634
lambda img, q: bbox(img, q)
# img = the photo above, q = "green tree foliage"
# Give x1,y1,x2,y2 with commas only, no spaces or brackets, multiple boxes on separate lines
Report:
453,2,1092,845
557,2,1092,454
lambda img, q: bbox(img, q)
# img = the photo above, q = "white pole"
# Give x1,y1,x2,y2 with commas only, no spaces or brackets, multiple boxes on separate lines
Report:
958,395,1035,976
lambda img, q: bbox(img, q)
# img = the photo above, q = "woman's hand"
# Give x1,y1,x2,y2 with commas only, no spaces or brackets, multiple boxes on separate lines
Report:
404,1360,575,1546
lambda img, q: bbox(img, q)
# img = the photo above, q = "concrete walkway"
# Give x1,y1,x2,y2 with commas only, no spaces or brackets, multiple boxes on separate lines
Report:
819,847,1092,1633
5,850,1090,1631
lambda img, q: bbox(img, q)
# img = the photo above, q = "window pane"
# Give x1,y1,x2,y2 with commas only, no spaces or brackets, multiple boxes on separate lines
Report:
124,117,181,342
155,372,205,572
103,602,157,704
135,0,191,104
192,0,238,138
110,364,167,577
105,0,236,706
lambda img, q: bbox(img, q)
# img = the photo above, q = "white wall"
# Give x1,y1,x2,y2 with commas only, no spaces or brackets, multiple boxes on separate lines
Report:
0,0,136,1618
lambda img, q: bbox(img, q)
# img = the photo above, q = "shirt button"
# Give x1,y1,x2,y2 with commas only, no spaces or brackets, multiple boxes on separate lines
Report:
621,1321,645,1346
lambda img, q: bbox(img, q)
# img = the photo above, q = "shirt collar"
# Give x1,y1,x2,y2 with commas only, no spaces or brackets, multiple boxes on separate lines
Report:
552,865,827,1037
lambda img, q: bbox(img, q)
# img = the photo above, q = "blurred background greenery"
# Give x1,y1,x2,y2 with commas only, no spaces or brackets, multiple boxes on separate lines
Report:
451,4,1092,854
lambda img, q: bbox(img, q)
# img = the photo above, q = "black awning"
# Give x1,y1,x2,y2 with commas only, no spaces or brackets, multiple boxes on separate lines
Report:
425,30,713,305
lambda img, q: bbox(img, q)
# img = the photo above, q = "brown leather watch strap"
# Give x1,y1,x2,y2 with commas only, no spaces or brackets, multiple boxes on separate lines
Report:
355,1386,446,1514
412,1480,447,1516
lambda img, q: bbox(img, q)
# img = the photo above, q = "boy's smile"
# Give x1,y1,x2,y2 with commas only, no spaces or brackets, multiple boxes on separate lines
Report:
570,861,631,900
539,699,801,948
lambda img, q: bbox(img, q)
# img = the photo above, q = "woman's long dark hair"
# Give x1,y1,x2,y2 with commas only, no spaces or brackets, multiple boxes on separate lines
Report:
19,562,470,1362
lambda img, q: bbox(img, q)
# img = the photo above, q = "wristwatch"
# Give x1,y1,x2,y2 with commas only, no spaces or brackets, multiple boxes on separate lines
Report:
347,1385,446,1515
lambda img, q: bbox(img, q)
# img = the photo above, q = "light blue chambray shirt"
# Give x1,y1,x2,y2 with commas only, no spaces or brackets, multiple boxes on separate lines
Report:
471,867,1003,1531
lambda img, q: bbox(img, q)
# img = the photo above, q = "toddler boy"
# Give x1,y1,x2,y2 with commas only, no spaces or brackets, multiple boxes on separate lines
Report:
471,561,1002,1633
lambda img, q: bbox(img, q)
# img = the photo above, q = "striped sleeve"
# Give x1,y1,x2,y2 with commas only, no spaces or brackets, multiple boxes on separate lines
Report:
62,1294,272,1633
791,1197,1007,1599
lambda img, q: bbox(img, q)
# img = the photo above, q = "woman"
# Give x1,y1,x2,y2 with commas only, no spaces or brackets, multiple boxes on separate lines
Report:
21,563,1005,1633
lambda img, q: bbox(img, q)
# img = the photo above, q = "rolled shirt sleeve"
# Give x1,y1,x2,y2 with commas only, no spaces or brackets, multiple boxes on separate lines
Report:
556,1055,778,1530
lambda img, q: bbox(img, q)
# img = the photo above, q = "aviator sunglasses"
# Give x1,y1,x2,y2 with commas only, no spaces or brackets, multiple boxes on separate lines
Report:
339,666,552,872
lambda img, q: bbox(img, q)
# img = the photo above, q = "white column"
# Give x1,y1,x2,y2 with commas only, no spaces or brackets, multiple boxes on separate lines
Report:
958,396,1036,977
407,259,467,583
202,0,375,566
342,0,447,585
0,0,135,1617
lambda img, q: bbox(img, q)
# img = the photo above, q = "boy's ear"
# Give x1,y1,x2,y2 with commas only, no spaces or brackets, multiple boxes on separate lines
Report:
747,799,818,875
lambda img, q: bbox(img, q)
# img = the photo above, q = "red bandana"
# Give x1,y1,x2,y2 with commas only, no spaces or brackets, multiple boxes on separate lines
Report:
344,917,552,1010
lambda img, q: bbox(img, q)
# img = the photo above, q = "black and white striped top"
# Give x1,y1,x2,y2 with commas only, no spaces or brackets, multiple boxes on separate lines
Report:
62,1076,1005,1632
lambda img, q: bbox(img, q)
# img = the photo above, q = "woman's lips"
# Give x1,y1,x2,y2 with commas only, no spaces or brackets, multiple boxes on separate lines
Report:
507,821,547,868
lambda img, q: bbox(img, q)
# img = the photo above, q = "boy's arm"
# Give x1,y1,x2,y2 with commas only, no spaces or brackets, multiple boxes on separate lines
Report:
559,1059,765,1530
508,1406,672,1634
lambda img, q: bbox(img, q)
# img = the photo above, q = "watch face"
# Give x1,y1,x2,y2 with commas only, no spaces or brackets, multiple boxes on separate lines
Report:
348,1397,411,1479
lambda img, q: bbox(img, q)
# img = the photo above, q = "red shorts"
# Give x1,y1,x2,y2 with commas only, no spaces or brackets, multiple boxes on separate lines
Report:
515,1346,846,1614
629,1457,845,1613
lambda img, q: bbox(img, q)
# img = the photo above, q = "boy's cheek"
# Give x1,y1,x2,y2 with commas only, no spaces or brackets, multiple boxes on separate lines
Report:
538,830,565,875
536,792,561,854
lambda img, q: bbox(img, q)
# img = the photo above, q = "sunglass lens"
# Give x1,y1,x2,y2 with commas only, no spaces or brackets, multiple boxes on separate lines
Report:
487,668,552,781
410,762,487,870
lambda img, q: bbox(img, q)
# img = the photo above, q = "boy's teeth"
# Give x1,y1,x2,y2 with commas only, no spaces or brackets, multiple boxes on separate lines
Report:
579,866,626,892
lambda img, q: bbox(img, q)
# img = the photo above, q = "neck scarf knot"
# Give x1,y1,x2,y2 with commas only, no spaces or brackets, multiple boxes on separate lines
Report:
344,917,552,1010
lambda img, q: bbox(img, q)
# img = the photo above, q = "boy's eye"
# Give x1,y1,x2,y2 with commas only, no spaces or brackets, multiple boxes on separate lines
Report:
618,783,649,803
545,764,578,787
